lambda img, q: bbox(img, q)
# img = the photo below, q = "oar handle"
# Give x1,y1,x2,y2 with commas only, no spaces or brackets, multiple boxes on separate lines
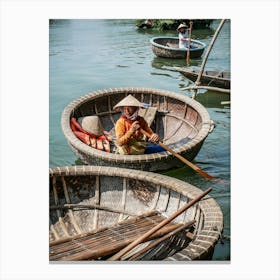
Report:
140,128,214,180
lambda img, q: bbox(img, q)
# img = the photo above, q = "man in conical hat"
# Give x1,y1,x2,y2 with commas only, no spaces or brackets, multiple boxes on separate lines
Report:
177,23,189,49
113,95,164,155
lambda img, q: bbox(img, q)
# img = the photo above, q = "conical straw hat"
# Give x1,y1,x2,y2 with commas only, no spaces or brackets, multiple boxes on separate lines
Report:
113,94,144,110
78,116,104,136
177,23,188,31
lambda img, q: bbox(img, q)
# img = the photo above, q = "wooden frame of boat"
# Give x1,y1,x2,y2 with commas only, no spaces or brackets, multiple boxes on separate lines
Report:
61,87,214,171
150,36,206,59
178,68,231,89
49,166,223,261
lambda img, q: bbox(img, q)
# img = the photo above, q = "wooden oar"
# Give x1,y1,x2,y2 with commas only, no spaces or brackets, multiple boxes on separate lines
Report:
108,187,212,261
140,128,214,180
186,21,193,66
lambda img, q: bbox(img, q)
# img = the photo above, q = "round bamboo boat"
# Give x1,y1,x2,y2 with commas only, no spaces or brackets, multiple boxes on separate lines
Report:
61,87,214,171
49,166,223,261
150,36,206,59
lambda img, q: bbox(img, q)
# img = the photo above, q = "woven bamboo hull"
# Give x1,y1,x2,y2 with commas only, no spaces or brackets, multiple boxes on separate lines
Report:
178,68,231,89
61,87,214,171
150,37,206,59
49,166,223,261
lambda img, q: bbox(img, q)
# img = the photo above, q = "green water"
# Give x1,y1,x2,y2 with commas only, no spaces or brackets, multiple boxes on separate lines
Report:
49,19,230,260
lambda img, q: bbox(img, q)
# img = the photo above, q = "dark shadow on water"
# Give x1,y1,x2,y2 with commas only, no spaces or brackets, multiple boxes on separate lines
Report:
150,72,173,77
151,56,202,70
212,238,231,261
194,91,230,109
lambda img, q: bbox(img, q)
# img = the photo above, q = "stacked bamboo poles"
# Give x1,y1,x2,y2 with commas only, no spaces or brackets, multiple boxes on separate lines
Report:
50,211,182,261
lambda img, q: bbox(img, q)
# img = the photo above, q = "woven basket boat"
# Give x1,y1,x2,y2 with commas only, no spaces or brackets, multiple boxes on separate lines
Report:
177,67,231,89
61,87,214,171
150,36,206,59
49,166,223,261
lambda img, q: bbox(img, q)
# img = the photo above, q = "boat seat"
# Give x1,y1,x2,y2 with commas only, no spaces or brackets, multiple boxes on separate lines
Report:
49,211,180,261
139,106,157,127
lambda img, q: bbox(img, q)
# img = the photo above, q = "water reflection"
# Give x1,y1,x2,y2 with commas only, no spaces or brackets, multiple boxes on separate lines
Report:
151,56,202,70
189,91,230,109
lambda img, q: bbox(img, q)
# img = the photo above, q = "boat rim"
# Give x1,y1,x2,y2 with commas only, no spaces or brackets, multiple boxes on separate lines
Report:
49,165,205,197
150,36,206,51
61,87,213,163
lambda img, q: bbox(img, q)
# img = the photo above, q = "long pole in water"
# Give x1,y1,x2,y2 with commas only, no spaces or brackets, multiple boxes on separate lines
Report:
192,19,226,99
186,21,193,66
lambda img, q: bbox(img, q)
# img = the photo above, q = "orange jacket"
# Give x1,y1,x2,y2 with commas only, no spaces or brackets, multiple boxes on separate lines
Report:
115,116,153,147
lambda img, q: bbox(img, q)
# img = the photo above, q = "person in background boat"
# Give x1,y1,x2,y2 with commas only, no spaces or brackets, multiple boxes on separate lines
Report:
114,95,165,155
177,23,191,49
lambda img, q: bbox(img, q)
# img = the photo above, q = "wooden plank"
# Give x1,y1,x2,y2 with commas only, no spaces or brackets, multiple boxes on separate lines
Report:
139,106,157,126
52,176,70,237
61,176,82,234
118,178,128,222
93,175,100,230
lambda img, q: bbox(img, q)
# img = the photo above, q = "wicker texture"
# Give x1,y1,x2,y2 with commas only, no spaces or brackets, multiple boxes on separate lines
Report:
61,87,214,171
49,166,223,261
150,37,206,59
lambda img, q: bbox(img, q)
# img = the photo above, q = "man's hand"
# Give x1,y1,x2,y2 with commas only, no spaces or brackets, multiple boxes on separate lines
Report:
148,133,159,143
129,121,140,133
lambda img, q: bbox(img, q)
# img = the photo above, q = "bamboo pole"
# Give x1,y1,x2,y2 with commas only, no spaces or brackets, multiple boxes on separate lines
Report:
50,203,135,216
127,220,196,261
192,19,226,99
221,101,231,105
186,21,193,66
50,210,159,247
182,85,230,94
108,187,212,261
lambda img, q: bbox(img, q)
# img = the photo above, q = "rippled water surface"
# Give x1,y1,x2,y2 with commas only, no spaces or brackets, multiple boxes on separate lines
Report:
49,19,230,260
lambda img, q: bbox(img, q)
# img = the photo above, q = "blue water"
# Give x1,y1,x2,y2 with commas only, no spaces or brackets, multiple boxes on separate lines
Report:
49,19,230,260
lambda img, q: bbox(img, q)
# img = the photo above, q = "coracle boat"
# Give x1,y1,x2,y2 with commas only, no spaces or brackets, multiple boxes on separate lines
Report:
61,87,214,171
150,36,206,59
49,166,223,261
177,67,231,89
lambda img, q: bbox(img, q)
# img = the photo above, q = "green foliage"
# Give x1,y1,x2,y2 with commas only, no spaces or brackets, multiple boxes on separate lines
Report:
136,19,213,30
